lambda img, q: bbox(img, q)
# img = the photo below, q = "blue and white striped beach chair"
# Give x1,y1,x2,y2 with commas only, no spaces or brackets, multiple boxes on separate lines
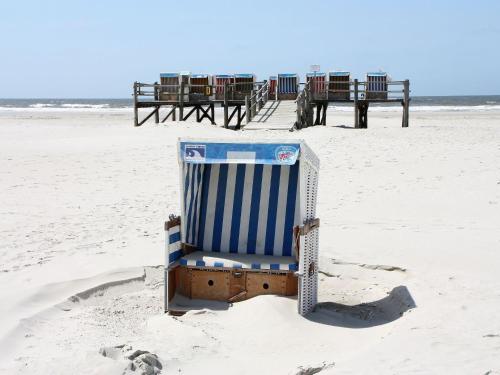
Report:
366,72,388,100
277,74,299,100
165,139,320,316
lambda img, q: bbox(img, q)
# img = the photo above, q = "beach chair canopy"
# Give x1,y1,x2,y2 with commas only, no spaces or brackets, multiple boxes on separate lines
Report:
214,75,234,95
160,72,179,78
329,71,350,77
234,74,255,79
306,72,326,77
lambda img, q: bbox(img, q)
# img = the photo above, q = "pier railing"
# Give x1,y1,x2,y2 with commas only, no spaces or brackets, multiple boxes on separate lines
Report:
133,81,270,103
299,79,409,102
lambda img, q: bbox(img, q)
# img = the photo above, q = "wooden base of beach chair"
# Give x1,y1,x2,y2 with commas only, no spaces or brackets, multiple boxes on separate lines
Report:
246,271,298,299
167,309,188,317
171,266,298,303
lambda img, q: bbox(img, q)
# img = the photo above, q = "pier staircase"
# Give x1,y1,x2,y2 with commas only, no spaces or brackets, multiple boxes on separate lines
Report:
243,100,297,131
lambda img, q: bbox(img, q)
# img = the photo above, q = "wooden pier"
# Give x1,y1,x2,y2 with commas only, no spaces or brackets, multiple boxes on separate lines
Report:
295,79,410,130
133,81,269,129
133,75,410,130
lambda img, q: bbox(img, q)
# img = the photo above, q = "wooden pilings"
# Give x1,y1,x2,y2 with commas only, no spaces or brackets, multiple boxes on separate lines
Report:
223,82,229,129
180,104,215,124
353,79,359,129
179,82,185,121
402,79,410,128
357,102,369,129
245,96,251,124
154,82,159,124
161,106,177,123
133,82,139,127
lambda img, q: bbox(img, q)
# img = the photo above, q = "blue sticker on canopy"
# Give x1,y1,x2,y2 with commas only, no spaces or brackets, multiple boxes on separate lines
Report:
184,144,206,162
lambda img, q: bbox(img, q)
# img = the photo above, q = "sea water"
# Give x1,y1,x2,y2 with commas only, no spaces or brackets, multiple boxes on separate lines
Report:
0,96,499,112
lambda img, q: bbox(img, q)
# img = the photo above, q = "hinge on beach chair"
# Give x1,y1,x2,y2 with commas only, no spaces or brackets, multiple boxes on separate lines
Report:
298,218,320,236
293,218,320,260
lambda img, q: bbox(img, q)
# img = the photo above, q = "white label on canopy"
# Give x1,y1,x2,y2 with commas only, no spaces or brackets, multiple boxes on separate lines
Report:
226,151,256,162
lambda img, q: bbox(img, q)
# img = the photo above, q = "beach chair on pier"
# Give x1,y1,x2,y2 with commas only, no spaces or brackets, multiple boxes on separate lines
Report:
366,72,388,100
189,74,214,102
307,72,327,100
268,76,277,100
329,71,351,100
214,75,234,100
165,139,320,315
233,74,255,100
277,73,299,100
159,73,179,101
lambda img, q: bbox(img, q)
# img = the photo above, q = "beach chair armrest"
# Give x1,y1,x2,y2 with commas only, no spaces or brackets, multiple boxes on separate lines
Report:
164,215,181,231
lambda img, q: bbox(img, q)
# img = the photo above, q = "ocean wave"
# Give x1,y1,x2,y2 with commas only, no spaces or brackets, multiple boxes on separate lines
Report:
0,106,132,112
1,103,500,113
29,103,56,108
60,103,110,108
328,105,500,112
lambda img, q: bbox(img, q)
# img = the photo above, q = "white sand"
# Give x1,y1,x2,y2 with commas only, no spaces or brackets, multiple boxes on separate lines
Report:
0,107,500,374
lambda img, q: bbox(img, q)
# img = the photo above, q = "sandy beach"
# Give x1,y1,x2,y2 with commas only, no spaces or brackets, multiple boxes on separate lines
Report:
1,107,500,374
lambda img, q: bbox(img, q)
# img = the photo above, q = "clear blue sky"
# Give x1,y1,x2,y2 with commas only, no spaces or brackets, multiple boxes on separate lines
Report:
1,0,499,98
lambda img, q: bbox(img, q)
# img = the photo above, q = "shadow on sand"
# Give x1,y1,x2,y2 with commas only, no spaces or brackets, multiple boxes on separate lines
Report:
306,285,416,328
331,124,356,129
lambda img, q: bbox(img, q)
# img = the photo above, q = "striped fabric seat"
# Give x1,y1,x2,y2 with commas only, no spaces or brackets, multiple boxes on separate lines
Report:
179,251,298,271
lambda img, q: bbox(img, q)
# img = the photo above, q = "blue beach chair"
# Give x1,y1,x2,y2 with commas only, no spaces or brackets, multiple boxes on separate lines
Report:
277,73,299,100
165,139,320,315
366,72,388,100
